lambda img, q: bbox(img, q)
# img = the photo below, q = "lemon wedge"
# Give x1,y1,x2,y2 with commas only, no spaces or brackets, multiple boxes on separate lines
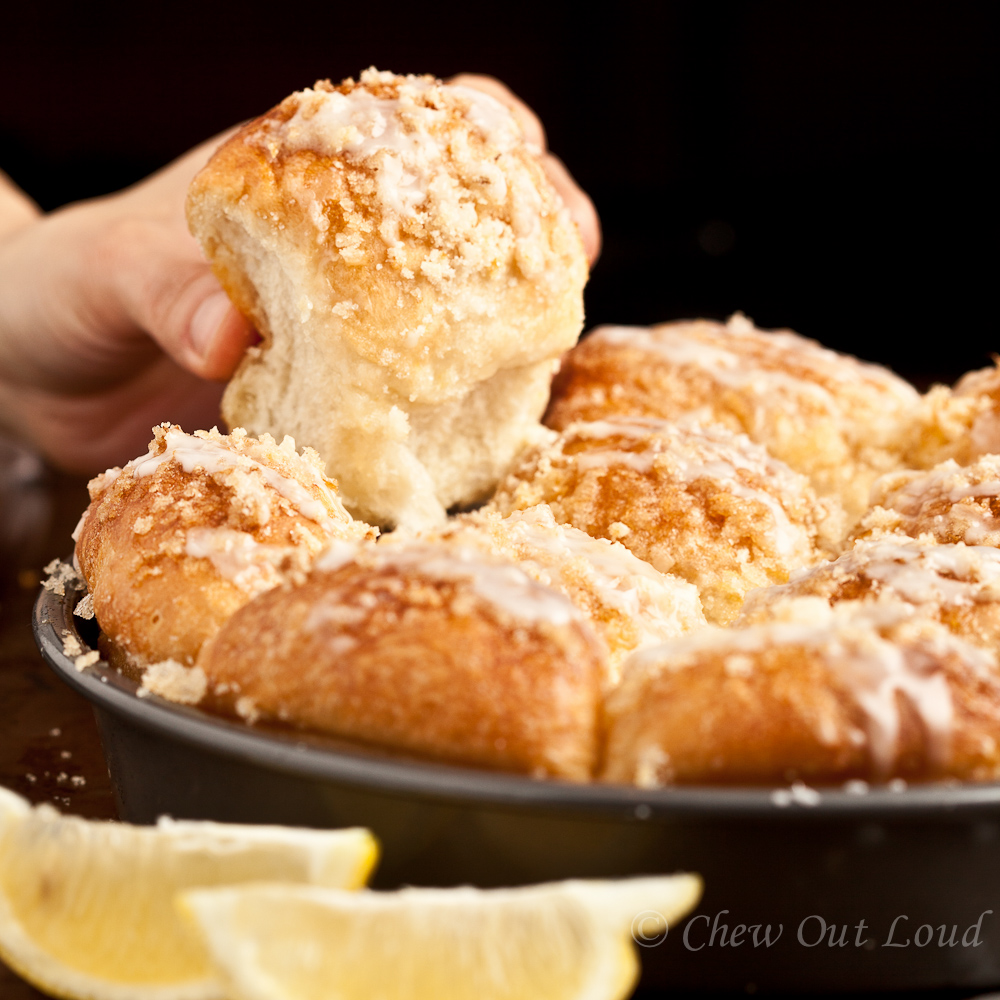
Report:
182,874,702,1000
0,787,377,1000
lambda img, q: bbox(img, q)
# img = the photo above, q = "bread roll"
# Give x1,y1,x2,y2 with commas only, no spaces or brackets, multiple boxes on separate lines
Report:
75,425,373,669
490,417,842,624
198,541,605,780
544,314,919,520
187,68,587,530
903,361,1000,470
855,455,1000,547
393,503,707,684
739,538,1000,651
603,600,1000,786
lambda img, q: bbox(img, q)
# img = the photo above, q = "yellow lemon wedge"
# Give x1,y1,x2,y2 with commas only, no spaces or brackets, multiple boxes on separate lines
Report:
0,787,378,1000
181,874,702,1000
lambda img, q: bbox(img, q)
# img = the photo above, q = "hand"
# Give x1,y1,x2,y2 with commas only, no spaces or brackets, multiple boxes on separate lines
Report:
0,134,257,474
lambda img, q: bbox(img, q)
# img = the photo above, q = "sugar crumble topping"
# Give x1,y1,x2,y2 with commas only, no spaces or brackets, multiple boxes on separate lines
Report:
251,68,560,282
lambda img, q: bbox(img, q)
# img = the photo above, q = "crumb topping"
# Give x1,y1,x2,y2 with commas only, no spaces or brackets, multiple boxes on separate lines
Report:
249,68,561,283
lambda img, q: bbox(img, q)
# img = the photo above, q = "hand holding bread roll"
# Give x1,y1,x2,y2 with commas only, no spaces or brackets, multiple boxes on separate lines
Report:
187,68,589,530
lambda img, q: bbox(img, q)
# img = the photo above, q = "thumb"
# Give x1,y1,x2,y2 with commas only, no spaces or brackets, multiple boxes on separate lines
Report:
106,222,258,381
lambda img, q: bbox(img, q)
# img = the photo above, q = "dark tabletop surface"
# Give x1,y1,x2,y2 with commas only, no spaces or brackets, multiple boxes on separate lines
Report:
0,439,996,1000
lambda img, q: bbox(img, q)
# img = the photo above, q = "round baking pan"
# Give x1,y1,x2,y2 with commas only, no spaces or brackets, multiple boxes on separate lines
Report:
34,577,1000,993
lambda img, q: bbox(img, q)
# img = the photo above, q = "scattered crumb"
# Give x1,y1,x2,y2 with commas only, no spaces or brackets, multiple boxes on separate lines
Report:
74,593,95,620
74,651,100,672
137,661,208,705
70,776,86,788
60,631,83,658
235,696,261,724
771,781,821,807
42,560,84,597
48,728,61,738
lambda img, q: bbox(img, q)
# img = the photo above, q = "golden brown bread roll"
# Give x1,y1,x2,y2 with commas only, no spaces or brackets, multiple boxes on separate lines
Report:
544,314,920,520
392,503,707,685
739,538,1000,652
602,600,1000,786
187,68,587,530
489,417,843,624
75,425,373,670
854,456,1000,546
903,362,1000,470
197,541,606,780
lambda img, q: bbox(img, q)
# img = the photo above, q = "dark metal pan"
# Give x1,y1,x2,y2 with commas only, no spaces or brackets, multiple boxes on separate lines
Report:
33,577,1000,993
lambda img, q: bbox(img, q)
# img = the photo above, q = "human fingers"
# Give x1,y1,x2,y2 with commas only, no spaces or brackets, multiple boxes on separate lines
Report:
447,73,546,149
540,152,602,265
447,73,601,265
96,128,258,381
0,353,226,474
0,170,40,240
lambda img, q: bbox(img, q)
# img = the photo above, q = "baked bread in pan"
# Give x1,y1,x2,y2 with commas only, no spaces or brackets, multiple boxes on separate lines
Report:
66,69,1000,787
855,454,1000,547
603,599,1000,786
739,538,1000,653
392,502,708,684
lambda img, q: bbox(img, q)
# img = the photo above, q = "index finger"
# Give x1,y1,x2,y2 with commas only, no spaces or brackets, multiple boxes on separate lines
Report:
447,73,547,150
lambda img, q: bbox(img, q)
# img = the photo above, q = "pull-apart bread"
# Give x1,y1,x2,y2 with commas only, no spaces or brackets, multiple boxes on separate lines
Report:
739,538,1000,651
854,455,1000,547
544,314,920,520
187,68,587,530
75,425,374,672
62,67,1000,788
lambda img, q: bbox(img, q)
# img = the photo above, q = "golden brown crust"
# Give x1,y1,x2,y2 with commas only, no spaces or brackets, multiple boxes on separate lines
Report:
854,456,1000,547
391,504,707,686
544,315,919,519
75,425,373,667
902,362,1000,470
490,418,841,624
197,545,605,780
602,604,1000,786
739,539,1000,653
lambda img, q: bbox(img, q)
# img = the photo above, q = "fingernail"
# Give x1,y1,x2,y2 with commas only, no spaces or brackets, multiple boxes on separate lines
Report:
190,290,232,357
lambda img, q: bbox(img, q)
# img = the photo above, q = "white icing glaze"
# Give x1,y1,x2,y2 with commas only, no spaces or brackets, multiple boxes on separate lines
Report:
566,419,807,558
127,428,339,529
834,635,953,774
591,316,918,407
857,541,1000,605
184,528,300,596
779,540,1000,608
317,542,581,627
623,603,968,776
268,76,520,227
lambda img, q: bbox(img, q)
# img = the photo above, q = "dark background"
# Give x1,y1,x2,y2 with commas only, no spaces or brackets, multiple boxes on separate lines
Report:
0,0,994,385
